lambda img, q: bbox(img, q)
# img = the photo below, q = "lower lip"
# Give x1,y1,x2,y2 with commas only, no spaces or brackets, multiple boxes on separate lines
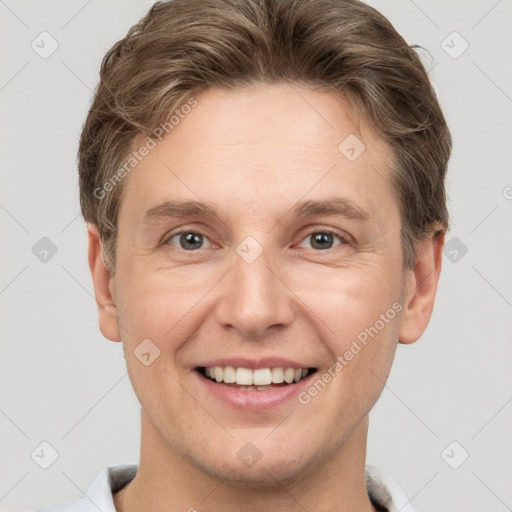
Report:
195,371,314,411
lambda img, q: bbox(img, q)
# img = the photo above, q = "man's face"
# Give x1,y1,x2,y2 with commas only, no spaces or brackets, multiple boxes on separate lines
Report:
104,85,411,484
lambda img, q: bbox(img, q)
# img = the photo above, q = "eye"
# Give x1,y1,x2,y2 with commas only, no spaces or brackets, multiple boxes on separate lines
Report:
164,229,347,252
296,230,346,251
166,231,212,251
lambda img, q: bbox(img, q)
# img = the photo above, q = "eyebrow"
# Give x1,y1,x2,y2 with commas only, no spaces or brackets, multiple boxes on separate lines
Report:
143,197,369,225
291,198,368,221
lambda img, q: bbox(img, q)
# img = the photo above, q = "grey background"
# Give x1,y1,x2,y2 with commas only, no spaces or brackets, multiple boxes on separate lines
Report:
1,1,511,511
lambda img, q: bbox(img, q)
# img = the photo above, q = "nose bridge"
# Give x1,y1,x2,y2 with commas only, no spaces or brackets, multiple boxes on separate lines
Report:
216,235,294,336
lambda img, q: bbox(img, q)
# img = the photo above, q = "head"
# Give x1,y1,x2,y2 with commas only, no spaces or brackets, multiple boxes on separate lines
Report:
83,0,450,487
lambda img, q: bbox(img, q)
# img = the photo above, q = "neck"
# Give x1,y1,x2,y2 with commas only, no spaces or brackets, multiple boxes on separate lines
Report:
114,412,377,512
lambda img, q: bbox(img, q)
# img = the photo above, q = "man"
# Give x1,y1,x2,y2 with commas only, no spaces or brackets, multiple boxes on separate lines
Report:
39,0,451,510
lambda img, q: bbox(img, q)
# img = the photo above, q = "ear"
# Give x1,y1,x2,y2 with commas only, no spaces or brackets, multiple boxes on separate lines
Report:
87,223,121,342
398,232,445,344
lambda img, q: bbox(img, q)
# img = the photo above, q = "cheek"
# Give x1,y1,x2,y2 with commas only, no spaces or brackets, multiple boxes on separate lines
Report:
291,260,403,403
115,264,211,343
290,258,403,343
115,275,195,415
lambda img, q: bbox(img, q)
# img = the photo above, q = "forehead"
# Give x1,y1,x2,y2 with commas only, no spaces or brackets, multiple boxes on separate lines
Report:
119,85,398,227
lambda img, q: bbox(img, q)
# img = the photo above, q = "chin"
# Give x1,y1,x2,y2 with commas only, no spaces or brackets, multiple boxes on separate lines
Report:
204,456,309,489
184,438,321,489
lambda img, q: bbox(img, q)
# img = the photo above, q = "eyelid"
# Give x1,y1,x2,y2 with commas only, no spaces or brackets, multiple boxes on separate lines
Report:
161,225,352,252
160,224,211,244
295,228,351,250
162,229,214,249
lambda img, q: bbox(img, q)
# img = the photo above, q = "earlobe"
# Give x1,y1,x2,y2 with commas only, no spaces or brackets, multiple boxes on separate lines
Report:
398,232,445,345
87,223,121,342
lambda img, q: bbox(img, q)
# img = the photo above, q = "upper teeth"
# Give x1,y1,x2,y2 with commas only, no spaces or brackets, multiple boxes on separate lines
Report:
204,366,309,385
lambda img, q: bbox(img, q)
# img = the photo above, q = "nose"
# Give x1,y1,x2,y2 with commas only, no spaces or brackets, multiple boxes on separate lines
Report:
214,241,295,337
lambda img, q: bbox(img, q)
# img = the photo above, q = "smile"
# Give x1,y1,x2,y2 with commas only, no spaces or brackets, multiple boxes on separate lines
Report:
197,366,315,390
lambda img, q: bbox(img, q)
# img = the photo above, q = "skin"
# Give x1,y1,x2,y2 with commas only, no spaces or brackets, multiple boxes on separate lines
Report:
88,84,444,512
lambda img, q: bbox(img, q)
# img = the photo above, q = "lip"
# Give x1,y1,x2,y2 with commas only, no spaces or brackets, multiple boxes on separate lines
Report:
194,357,312,370
194,367,316,412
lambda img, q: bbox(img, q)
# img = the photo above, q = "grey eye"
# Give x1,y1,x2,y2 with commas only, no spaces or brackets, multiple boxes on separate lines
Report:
169,232,208,250
297,231,343,251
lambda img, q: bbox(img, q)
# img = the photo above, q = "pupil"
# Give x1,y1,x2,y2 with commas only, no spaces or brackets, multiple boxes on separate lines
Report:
311,232,333,250
181,232,203,250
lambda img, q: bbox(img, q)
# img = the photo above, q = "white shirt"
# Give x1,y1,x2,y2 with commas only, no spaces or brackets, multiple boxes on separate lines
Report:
36,464,417,512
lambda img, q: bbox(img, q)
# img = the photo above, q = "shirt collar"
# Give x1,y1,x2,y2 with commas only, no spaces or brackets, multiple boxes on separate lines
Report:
79,463,416,512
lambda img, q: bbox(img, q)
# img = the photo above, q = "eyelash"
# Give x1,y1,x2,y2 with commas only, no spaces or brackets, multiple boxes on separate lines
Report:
296,230,349,250
162,228,350,252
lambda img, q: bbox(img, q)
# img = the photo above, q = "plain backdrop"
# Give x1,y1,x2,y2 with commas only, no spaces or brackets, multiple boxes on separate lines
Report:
1,1,511,511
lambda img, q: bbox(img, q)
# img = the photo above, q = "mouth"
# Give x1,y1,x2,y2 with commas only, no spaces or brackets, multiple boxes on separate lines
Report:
196,365,318,391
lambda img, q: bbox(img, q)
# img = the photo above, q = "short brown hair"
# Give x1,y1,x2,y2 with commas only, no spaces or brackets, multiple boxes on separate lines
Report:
79,0,451,273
